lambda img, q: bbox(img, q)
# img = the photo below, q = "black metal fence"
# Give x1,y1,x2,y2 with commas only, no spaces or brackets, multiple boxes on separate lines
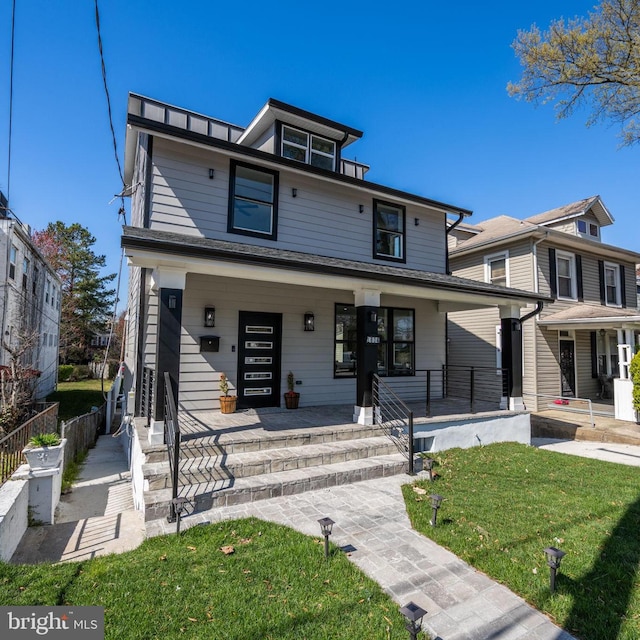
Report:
0,402,59,485
372,375,415,475
163,372,181,523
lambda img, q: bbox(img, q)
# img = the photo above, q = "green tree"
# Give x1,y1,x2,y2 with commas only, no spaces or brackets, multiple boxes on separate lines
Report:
508,0,640,146
32,222,116,364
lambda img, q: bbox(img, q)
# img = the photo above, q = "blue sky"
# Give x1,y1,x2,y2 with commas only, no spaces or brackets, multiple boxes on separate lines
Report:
0,0,638,303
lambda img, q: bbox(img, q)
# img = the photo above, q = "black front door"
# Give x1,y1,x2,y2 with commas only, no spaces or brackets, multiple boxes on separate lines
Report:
559,339,576,397
237,311,282,409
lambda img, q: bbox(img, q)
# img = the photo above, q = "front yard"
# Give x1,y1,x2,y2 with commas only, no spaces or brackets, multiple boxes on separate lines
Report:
403,442,640,640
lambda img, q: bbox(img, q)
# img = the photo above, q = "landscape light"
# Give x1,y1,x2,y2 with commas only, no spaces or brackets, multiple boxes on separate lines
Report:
399,601,427,640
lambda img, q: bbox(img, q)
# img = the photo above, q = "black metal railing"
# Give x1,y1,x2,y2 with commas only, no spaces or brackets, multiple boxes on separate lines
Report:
163,372,181,523
372,374,415,475
141,367,154,427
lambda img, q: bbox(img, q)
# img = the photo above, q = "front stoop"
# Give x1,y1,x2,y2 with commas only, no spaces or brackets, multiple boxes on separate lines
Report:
531,413,640,445
141,423,414,523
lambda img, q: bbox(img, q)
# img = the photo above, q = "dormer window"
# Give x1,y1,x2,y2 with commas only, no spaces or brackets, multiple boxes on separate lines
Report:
577,219,599,238
281,125,336,171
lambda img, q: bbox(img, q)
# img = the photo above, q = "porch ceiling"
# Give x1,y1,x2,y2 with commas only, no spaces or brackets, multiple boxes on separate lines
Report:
122,226,548,310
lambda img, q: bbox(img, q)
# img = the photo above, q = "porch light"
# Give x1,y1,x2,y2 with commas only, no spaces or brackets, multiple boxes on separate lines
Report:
599,328,606,338
399,601,427,640
423,457,434,481
318,517,335,559
292,187,297,197
429,494,443,526
544,546,566,593
204,307,216,328
359,204,364,213
208,168,215,179
304,312,315,332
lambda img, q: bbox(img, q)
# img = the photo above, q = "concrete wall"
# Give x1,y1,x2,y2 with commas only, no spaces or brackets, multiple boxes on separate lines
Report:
0,479,29,561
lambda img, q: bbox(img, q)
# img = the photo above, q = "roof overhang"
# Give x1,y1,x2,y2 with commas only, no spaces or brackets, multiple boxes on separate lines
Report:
122,227,548,312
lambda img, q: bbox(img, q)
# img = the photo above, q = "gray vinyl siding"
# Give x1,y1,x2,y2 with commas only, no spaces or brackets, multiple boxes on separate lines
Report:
576,331,598,398
536,326,560,397
146,138,446,273
178,274,444,412
448,308,499,371
130,133,151,228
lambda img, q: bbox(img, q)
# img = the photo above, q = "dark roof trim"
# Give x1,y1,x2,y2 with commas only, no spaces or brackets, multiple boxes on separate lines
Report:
121,226,547,303
127,113,473,217
267,98,363,139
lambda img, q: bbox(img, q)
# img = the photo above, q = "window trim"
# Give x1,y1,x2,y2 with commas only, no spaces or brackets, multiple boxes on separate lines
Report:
603,261,621,307
373,199,406,263
279,124,337,171
228,160,279,240
484,251,509,287
555,250,577,300
577,219,599,238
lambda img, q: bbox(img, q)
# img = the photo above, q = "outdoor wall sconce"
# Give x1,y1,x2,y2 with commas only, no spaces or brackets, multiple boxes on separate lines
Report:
414,217,419,226
208,168,215,179
399,601,427,640
544,546,566,593
292,187,297,197
599,328,606,338
423,457,434,481
318,517,335,559
359,204,364,213
304,312,315,331
204,306,216,327
429,494,443,526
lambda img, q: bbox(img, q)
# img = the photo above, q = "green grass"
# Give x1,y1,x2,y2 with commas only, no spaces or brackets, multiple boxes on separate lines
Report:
47,379,112,422
0,518,408,639
404,442,640,640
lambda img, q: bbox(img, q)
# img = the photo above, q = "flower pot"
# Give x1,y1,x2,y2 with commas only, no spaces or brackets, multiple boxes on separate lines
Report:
284,392,300,409
22,438,67,470
219,396,237,414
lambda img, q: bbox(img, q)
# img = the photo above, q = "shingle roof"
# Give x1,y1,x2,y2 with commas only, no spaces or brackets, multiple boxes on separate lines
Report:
524,196,600,225
539,305,640,323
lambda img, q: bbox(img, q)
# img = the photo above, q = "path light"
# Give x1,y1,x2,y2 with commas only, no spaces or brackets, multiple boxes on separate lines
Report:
172,497,189,535
399,601,427,640
544,546,566,593
423,457,434,481
429,494,443,526
318,517,335,559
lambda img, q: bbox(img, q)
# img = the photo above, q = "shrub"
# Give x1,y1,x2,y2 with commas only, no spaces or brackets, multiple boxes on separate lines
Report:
69,365,92,381
58,365,74,382
29,433,61,447
630,350,640,413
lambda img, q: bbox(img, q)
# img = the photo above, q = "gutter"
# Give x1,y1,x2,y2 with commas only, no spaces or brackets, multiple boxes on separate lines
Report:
520,300,544,324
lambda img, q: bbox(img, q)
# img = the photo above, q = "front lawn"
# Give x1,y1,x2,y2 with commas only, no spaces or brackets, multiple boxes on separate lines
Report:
47,379,113,422
0,518,407,640
403,442,640,640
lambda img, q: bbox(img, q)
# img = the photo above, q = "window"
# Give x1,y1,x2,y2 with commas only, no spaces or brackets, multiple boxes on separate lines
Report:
334,304,415,377
45,279,50,304
604,262,621,306
485,252,509,286
374,200,405,262
577,219,599,238
589,223,599,238
281,125,336,171
556,251,576,299
228,161,278,239
9,245,17,280
33,267,38,294
22,257,29,289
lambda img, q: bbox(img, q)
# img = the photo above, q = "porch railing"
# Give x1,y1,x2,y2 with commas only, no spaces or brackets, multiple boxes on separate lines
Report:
524,393,595,428
163,372,181,522
0,402,59,485
141,367,154,427
372,374,415,475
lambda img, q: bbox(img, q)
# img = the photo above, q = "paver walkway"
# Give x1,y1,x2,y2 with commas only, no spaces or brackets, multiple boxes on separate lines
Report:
148,472,575,640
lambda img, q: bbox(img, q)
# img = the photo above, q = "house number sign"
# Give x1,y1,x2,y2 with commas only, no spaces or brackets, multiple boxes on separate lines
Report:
366,335,381,344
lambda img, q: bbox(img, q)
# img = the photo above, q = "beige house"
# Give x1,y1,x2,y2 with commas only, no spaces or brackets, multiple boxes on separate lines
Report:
448,196,640,418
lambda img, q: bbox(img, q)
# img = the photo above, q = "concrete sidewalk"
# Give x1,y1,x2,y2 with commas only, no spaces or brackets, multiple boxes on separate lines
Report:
10,433,145,564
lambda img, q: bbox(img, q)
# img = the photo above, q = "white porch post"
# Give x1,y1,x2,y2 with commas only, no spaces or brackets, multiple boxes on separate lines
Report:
615,326,636,422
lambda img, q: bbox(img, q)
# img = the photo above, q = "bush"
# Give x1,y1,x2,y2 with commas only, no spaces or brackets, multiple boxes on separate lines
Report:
58,365,74,382
630,350,640,413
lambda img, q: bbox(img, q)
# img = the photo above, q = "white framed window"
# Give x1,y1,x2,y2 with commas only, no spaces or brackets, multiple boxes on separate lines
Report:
485,251,509,287
556,251,577,300
9,245,17,280
577,219,599,238
604,262,621,306
281,125,336,171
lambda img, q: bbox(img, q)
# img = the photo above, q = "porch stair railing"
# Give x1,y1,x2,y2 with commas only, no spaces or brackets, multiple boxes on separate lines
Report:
372,374,415,475
524,393,596,428
163,372,182,522
141,367,154,428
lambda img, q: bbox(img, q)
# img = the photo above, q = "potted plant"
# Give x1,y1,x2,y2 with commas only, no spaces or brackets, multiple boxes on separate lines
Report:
23,432,66,470
284,371,300,409
219,373,237,414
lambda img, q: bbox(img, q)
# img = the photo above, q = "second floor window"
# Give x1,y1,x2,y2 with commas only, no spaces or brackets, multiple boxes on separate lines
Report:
485,252,508,286
374,200,405,262
556,251,576,299
228,161,279,240
22,257,29,289
9,245,17,280
281,126,336,171
604,263,621,306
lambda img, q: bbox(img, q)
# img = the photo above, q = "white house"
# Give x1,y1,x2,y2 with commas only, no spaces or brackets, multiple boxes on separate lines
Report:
121,94,548,439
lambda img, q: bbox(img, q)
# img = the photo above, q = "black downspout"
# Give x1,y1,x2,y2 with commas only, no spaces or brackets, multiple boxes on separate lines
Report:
520,300,544,324
445,211,466,275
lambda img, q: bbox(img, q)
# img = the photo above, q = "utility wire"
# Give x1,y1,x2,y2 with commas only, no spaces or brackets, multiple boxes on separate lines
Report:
6,0,16,202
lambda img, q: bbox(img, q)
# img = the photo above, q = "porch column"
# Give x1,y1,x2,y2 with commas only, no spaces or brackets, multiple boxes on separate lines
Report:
150,268,186,445
614,327,635,421
500,305,524,411
353,289,381,425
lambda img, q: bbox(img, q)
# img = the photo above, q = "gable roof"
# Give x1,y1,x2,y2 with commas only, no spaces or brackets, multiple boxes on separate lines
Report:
524,196,614,227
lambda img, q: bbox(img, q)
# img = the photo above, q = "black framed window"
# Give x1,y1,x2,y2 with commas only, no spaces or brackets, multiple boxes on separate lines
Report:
281,125,336,171
374,199,406,262
334,304,414,377
228,160,278,240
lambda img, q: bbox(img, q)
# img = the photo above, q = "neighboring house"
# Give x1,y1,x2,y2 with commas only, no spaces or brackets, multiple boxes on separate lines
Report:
120,94,546,439
0,192,61,399
448,196,640,417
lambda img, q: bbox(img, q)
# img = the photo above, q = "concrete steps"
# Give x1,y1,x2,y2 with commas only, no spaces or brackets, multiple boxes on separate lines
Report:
141,421,414,522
